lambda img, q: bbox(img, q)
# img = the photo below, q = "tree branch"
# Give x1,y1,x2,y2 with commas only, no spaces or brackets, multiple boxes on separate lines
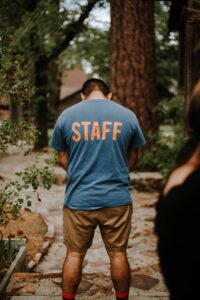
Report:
47,0,100,62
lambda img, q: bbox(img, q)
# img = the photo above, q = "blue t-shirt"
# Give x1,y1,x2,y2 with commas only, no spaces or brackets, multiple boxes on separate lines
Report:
51,99,146,210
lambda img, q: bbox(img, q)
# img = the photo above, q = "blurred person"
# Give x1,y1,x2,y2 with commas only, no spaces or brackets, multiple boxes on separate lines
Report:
155,80,200,300
51,78,146,300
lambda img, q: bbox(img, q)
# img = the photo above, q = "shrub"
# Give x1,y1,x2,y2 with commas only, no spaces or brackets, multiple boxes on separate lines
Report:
137,95,185,177
0,161,56,226
0,120,37,152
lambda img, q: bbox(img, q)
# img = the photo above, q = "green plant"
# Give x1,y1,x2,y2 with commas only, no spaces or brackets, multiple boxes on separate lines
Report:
0,120,38,152
6,236,17,264
137,95,185,177
0,162,56,226
0,234,6,258
0,235,18,278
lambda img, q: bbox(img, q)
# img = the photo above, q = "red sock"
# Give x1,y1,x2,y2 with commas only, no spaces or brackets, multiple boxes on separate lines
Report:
116,291,129,300
61,291,75,299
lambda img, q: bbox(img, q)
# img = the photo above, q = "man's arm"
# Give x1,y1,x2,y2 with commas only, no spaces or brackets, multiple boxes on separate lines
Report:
58,151,68,170
128,148,140,170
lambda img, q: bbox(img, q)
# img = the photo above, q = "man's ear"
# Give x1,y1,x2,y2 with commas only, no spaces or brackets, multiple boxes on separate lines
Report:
107,92,112,100
81,93,86,100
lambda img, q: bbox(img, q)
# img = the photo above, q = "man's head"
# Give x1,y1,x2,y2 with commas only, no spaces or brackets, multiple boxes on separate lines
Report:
81,78,112,100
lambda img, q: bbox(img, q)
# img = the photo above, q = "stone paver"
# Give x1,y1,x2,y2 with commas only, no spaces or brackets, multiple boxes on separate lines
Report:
8,295,168,300
0,150,169,299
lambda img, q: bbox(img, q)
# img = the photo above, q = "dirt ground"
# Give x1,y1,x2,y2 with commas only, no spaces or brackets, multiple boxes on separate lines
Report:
0,209,47,261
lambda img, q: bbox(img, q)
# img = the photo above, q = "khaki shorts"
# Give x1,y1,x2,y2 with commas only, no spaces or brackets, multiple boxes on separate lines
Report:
63,204,133,252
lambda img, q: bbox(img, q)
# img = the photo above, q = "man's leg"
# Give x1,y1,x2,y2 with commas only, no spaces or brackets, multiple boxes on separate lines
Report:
108,251,130,300
62,249,86,300
98,205,133,300
62,207,96,299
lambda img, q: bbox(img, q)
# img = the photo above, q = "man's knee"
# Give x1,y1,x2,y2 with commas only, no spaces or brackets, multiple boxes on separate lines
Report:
108,251,128,262
66,249,86,261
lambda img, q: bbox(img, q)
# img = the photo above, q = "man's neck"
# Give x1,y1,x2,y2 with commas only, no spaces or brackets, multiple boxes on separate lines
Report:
85,91,108,100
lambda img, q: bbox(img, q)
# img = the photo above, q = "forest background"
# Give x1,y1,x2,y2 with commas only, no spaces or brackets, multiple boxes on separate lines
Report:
0,0,185,223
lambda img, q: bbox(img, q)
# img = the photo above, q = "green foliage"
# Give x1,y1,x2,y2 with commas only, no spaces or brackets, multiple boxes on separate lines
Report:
0,235,19,276
155,1,179,100
0,30,34,102
6,236,17,264
157,95,185,124
15,165,56,191
0,162,56,226
137,95,185,177
59,26,109,81
10,2,69,59
1,1,103,147
45,149,58,166
0,120,38,152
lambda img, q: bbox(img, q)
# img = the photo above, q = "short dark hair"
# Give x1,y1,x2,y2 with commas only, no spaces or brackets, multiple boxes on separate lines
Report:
81,78,110,97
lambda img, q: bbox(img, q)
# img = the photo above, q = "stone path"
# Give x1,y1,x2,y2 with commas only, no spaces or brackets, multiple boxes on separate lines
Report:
0,150,169,299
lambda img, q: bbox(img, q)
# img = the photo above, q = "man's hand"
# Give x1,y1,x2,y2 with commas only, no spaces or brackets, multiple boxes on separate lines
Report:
58,151,68,170
128,148,140,170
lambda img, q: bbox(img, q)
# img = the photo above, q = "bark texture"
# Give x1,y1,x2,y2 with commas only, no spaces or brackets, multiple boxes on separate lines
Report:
185,2,200,110
110,0,157,132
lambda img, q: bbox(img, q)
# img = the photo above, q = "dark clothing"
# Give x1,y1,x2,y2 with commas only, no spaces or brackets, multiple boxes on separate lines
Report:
155,167,200,300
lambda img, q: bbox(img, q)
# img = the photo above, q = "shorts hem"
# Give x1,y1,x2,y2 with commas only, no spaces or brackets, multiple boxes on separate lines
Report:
63,241,90,252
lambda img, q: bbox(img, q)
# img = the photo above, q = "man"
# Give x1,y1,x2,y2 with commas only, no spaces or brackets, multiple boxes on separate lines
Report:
51,78,146,300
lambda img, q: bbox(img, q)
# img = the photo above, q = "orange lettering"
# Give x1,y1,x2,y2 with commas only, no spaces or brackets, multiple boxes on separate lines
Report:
113,122,123,140
72,122,81,142
102,121,112,140
91,122,101,140
81,122,91,141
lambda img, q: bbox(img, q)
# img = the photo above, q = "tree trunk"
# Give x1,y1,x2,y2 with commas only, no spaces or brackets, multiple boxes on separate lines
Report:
34,57,49,149
185,2,200,112
110,0,157,132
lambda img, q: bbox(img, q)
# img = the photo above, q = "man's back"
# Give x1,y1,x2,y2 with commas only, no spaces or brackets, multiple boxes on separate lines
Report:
51,99,145,210
51,78,146,300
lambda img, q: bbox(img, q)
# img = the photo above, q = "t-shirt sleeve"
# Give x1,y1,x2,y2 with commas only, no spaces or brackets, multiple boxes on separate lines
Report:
129,116,146,149
50,117,67,152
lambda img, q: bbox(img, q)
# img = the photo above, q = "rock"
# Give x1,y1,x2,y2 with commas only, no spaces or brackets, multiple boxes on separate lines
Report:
132,264,160,276
131,274,159,290
6,273,40,296
35,278,60,296
28,260,37,269
41,271,62,278
40,241,51,253
78,278,92,293
11,283,37,295
11,273,41,280
44,222,54,239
